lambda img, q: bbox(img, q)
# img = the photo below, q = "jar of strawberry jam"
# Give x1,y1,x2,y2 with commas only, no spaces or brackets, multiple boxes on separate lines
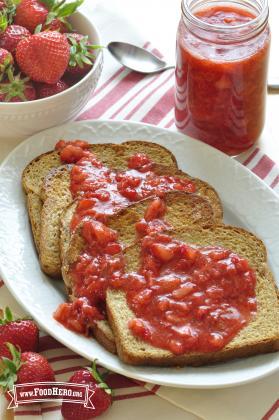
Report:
175,0,270,155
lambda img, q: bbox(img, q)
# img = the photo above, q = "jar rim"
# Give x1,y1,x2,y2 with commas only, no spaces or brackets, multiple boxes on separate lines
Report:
181,0,269,34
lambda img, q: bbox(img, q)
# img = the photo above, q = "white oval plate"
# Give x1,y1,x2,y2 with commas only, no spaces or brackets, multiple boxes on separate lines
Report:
0,120,278,389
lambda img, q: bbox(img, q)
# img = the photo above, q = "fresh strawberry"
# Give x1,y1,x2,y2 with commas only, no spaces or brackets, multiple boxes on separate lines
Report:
61,361,112,419
14,0,48,33
0,343,55,396
0,24,30,53
0,307,39,358
36,78,68,98
43,17,68,33
16,31,70,84
0,72,36,101
66,33,99,78
15,0,84,34
0,47,13,79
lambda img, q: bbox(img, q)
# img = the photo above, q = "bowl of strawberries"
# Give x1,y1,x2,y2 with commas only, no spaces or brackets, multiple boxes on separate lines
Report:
0,0,103,140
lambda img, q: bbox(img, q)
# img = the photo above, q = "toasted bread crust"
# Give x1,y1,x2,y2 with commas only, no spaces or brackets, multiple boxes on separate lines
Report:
26,191,43,253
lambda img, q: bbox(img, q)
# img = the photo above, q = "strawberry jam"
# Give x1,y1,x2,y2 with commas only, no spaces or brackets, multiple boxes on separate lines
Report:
175,3,270,155
111,233,257,354
135,197,171,237
54,140,195,334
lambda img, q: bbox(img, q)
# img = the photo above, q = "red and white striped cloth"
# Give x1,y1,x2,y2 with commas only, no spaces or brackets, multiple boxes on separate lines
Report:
0,2,279,418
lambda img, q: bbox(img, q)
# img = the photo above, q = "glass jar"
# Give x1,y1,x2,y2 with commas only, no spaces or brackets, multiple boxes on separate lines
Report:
175,0,270,155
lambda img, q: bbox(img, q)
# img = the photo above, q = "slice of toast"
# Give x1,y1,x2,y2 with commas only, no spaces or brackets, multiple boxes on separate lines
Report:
22,141,178,196
59,201,117,353
107,191,217,247
106,225,279,366
62,192,221,354
23,140,179,270
26,191,43,253
24,141,179,277
40,161,223,277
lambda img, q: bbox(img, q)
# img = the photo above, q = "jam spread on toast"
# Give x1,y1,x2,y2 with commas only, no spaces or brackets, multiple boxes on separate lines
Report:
54,140,256,353
111,233,257,354
54,140,195,334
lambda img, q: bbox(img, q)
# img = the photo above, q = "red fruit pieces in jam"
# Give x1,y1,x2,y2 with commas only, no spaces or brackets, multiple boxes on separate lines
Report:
127,153,153,172
136,198,171,236
53,297,104,335
53,140,199,338
69,221,124,310
144,197,166,221
55,139,91,163
82,220,117,246
111,233,257,355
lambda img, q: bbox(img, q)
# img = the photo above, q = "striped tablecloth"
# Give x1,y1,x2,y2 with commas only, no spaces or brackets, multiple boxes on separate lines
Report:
0,2,279,419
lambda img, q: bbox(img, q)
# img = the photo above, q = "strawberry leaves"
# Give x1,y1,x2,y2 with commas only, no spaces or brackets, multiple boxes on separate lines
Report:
0,307,14,325
87,360,112,396
40,0,84,29
0,0,20,32
52,0,84,19
40,0,56,8
0,13,8,32
0,343,23,392
0,72,31,101
67,34,101,69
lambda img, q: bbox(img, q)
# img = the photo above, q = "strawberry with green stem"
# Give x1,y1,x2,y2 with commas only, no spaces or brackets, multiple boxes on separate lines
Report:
66,33,102,79
15,0,84,34
0,47,13,80
61,360,112,419
0,343,55,396
0,67,36,101
0,307,39,357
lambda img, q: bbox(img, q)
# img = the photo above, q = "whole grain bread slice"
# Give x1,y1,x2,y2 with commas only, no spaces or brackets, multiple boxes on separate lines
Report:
26,191,43,253
62,192,221,354
25,141,179,276
40,160,223,277
106,225,279,366
22,141,178,196
23,141,179,266
107,191,217,247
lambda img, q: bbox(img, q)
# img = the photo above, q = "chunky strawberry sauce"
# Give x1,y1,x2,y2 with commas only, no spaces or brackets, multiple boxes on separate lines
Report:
54,140,195,334
175,5,270,154
111,233,257,354
136,197,171,237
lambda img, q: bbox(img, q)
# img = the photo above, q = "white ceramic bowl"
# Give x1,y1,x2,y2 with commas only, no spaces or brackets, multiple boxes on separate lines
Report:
0,12,103,141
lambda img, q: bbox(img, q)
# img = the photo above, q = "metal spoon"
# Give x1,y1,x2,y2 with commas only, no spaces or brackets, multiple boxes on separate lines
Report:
107,41,175,74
